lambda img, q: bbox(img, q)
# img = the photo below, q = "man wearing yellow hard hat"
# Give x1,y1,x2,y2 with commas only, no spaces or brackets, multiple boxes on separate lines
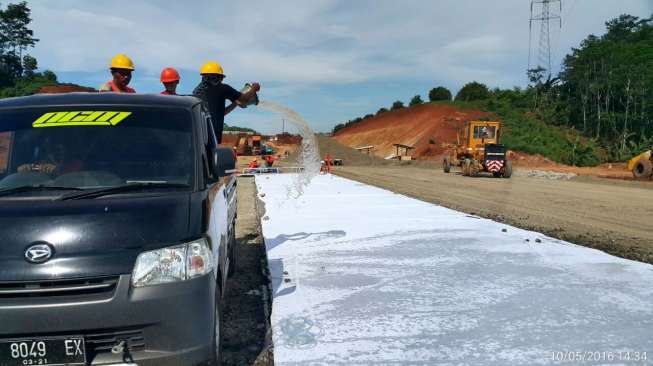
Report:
99,54,136,93
193,61,260,143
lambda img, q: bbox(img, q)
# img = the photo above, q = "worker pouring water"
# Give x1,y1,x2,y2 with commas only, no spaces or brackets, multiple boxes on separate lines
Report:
193,61,260,143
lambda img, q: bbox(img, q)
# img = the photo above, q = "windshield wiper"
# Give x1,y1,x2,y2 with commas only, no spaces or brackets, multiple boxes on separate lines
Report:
59,182,190,201
0,185,83,197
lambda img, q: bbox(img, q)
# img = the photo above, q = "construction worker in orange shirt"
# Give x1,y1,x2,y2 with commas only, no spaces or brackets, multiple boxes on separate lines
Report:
325,154,333,173
160,67,180,95
264,154,275,168
99,54,136,93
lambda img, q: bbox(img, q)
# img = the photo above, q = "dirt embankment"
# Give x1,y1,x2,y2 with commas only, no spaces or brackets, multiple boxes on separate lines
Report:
38,85,96,93
510,151,635,180
317,135,438,169
333,103,491,160
331,105,643,180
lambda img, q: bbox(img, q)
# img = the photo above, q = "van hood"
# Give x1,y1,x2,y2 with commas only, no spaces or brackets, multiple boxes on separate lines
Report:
0,193,191,281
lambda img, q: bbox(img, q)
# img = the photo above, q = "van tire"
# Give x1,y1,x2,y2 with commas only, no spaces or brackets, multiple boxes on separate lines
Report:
227,227,237,278
209,284,224,366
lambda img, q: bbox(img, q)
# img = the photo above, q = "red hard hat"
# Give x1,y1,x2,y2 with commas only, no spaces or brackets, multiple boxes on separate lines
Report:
160,67,180,83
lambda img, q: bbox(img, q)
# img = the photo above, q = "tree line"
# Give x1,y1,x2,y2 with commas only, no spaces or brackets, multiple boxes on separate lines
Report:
554,14,653,160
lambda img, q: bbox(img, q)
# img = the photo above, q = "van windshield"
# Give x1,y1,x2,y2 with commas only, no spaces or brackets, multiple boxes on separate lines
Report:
0,108,194,191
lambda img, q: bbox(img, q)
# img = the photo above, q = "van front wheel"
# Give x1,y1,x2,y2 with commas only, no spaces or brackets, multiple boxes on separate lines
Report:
227,227,237,278
209,285,224,366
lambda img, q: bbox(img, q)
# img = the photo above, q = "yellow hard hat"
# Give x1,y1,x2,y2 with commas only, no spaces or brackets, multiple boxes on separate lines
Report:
110,54,135,70
200,61,224,76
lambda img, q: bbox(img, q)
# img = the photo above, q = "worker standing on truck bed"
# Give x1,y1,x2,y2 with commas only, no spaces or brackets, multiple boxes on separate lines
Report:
99,54,136,93
160,67,180,95
193,61,260,143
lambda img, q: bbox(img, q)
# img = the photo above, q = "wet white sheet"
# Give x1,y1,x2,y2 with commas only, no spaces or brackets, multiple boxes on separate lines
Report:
256,174,653,365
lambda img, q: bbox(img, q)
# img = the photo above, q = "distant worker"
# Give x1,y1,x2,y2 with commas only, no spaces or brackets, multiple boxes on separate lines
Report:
264,154,275,168
248,159,259,169
325,154,333,174
160,67,180,95
99,54,136,93
193,61,260,143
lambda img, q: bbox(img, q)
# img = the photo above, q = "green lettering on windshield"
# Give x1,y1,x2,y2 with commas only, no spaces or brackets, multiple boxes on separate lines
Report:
32,111,132,128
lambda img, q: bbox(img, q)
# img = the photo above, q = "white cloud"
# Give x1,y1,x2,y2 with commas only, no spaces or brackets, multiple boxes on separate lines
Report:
28,0,652,88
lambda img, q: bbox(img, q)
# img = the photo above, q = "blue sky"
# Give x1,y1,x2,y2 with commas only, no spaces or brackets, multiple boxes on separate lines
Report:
27,0,652,134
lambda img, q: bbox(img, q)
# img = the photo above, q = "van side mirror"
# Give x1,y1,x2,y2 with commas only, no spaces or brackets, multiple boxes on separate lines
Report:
211,147,236,178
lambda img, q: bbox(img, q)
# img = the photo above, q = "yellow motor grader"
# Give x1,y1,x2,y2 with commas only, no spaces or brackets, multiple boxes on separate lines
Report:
443,120,512,178
628,150,652,179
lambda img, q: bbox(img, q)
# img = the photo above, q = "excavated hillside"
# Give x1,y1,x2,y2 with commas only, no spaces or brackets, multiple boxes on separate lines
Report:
38,85,96,93
333,103,491,160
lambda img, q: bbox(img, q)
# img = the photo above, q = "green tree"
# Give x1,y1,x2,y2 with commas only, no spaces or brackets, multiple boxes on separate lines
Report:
455,81,490,101
390,100,404,110
409,95,423,106
0,2,39,80
428,86,452,101
376,107,388,115
42,69,57,82
332,123,345,133
21,53,36,78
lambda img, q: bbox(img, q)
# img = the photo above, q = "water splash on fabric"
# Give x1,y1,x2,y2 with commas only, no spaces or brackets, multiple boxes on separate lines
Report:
258,101,321,199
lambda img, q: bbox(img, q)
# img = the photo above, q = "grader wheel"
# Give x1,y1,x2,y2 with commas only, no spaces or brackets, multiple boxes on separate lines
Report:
468,160,479,177
632,159,652,178
462,159,471,176
503,160,513,178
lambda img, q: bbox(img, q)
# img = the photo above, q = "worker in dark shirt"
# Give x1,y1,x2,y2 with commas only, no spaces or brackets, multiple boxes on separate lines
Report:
193,61,260,143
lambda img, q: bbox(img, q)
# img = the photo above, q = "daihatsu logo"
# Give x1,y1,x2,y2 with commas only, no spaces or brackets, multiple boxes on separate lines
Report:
25,243,53,264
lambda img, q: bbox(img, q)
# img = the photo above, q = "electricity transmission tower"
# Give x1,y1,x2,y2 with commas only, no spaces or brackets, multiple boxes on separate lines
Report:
529,0,562,76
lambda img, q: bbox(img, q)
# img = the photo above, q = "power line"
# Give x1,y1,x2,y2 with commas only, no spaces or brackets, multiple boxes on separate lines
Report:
529,0,562,77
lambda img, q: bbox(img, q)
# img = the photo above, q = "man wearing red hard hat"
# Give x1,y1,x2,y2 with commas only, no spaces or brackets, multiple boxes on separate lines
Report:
160,67,180,95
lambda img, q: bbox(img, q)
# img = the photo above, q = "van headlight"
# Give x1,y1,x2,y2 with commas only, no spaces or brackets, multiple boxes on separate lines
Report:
131,238,213,287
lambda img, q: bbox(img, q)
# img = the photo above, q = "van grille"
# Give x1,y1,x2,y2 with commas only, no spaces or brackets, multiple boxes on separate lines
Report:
0,276,118,298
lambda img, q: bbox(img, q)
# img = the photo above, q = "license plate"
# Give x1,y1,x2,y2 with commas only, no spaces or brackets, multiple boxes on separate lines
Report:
0,337,85,366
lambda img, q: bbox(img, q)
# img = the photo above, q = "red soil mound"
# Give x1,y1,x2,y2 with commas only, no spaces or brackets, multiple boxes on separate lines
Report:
38,85,96,93
333,104,491,160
